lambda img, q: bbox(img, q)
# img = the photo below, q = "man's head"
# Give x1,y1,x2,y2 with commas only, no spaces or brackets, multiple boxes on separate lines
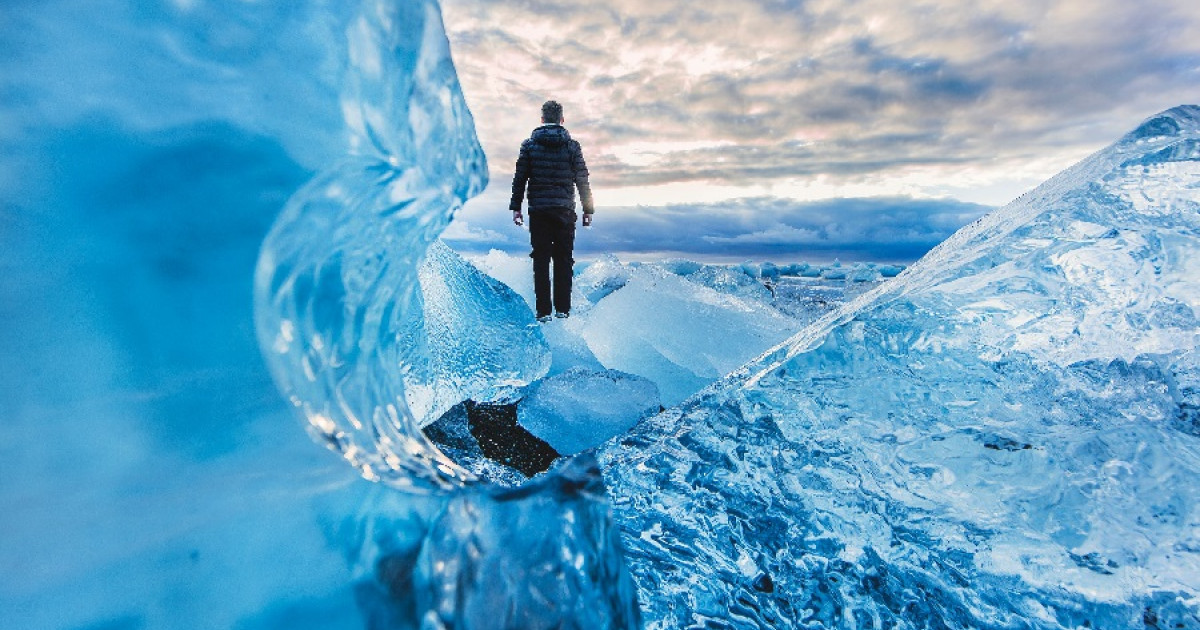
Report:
541,100,564,124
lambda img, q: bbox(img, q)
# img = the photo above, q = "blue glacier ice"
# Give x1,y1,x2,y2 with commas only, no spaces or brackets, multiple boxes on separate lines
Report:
599,106,1200,628
251,2,488,486
6,0,1200,627
518,367,662,455
413,240,551,427
2,0,639,626
1,2,379,627
470,250,818,405
577,253,635,303
579,264,803,406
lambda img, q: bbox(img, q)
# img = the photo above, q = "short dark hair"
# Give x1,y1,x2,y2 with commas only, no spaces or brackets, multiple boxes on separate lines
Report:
541,100,563,124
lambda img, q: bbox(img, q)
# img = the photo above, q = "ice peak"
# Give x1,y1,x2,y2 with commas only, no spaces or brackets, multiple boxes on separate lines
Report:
1124,104,1200,142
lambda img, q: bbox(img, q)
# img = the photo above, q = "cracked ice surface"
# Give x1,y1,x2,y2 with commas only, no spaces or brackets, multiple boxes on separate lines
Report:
600,107,1200,629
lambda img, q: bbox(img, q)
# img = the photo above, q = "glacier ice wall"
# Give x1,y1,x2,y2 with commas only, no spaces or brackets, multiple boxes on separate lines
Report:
600,106,1200,629
0,1,397,627
2,0,638,627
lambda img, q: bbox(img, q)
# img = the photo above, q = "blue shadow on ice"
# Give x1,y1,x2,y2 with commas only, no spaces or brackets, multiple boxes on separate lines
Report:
2,0,641,627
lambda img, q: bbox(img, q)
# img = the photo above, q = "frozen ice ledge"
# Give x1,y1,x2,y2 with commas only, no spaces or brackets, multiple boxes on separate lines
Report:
598,105,1200,628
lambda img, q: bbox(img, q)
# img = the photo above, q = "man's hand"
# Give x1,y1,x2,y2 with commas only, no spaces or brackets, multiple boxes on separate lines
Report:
513,210,524,226
582,214,593,227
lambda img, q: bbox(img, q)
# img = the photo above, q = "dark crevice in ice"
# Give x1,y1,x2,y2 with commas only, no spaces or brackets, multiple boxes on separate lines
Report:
423,399,561,479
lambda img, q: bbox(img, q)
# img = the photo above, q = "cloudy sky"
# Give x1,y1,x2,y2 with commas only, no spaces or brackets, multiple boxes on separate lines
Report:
439,0,1200,262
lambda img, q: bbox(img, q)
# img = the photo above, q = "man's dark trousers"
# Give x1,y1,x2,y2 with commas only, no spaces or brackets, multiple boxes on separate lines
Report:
529,209,576,317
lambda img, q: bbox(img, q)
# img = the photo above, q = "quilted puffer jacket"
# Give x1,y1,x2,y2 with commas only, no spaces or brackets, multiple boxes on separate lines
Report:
509,124,594,215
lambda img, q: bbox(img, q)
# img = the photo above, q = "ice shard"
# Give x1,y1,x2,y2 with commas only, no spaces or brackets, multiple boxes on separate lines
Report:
600,106,1200,629
581,264,804,406
253,0,491,489
409,240,550,426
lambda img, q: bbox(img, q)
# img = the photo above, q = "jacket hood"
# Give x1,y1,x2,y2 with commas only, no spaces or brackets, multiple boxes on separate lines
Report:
531,124,571,148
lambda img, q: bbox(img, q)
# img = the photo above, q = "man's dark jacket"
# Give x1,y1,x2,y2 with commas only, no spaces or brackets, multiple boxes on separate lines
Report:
509,124,594,215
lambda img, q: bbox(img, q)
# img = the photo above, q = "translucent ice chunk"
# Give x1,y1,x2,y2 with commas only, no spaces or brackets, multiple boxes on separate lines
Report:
599,105,1200,628
518,368,661,455
581,265,803,405
408,241,550,425
576,253,632,303
666,262,772,302
472,248,538,309
254,0,495,489
406,456,641,629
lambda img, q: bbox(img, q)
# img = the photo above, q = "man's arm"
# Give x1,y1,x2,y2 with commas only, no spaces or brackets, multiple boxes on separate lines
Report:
510,141,531,225
571,141,594,225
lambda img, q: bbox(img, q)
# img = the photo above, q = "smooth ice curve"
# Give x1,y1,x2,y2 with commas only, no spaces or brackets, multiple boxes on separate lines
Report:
253,0,496,489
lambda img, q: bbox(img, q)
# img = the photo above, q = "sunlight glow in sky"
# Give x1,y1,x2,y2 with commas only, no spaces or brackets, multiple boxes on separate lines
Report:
440,0,1200,261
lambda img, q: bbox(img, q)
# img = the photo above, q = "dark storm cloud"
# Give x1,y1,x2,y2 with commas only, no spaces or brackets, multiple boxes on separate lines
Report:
585,197,992,261
446,196,993,263
856,39,991,103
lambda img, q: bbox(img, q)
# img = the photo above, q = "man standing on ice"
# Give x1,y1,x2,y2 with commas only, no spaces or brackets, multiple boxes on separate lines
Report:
510,100,595,322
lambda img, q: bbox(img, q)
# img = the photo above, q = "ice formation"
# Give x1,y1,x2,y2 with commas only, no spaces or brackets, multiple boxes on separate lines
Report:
3,0,639,626
599,106,1200,628
409,241,550,426
576,253,634,303
1,1,410,627
246,0,646,624
518,367,662,455
252,0,491,488
7,0,1199,626
470,251,821,405
350,455,642,629
581,264,804,405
